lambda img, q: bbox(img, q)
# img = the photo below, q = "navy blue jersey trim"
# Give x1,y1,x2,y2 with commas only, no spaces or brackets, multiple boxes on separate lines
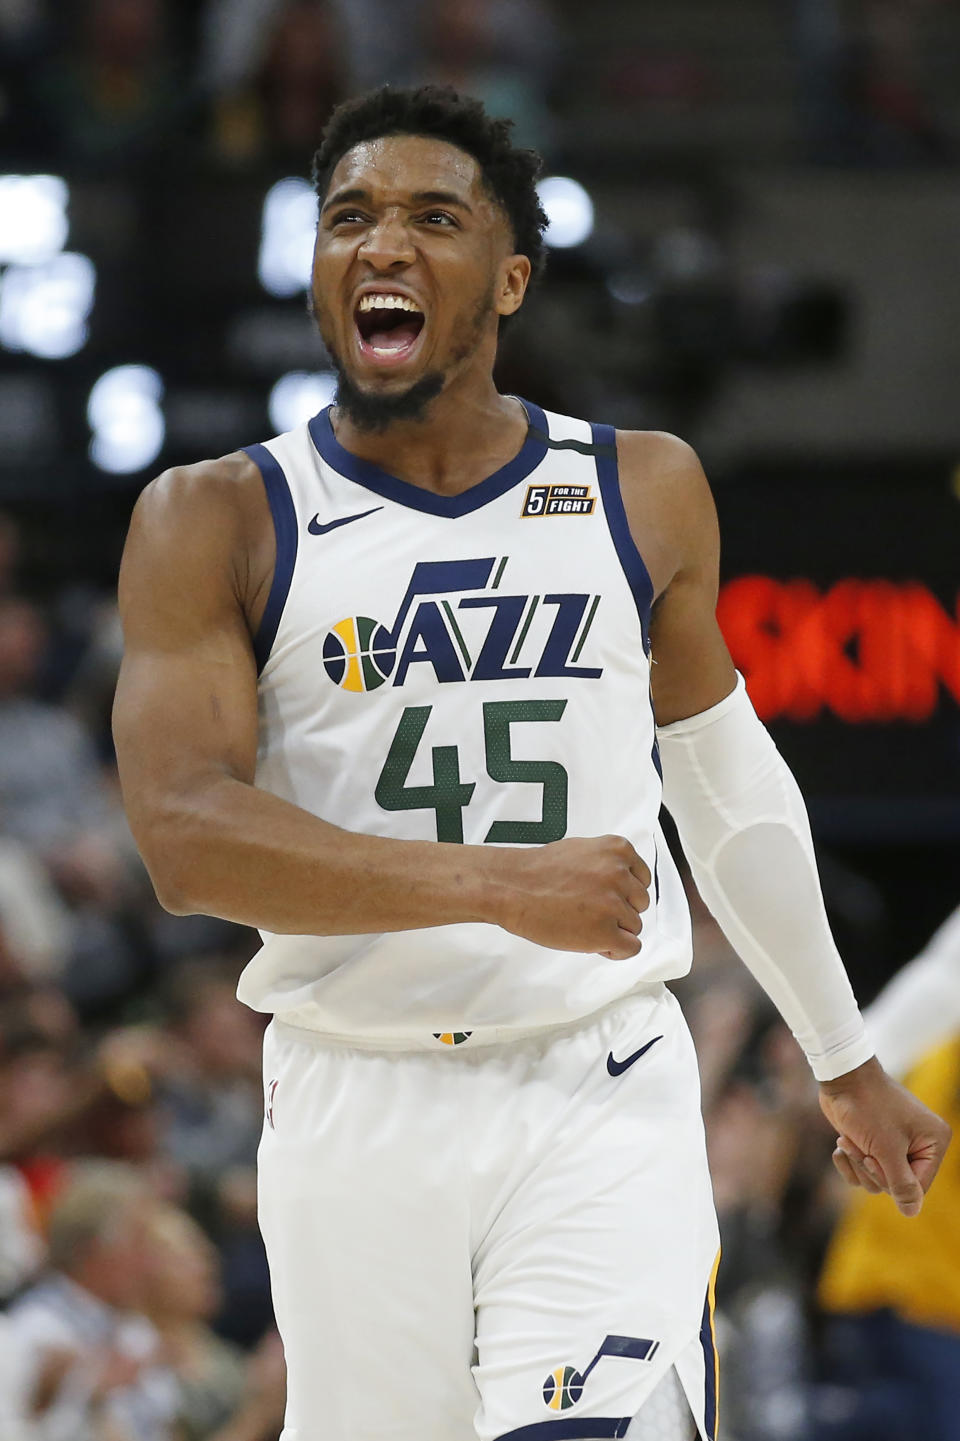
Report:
592,422,654,649
527,427,616,458
307,400,549,517
244,443,298,675
699,1288,719,1441
495,1419,632,1441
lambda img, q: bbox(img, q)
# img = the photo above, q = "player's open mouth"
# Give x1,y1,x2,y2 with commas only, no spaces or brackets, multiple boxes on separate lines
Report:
354,292,425,368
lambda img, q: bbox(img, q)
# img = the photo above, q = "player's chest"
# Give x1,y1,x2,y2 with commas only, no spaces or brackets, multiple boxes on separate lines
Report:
273,502,644,703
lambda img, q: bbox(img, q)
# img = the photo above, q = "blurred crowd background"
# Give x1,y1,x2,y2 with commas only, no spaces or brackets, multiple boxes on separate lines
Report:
0,1,959,1438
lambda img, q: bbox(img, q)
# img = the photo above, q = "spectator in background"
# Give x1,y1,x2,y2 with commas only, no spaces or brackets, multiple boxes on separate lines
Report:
207,1163,275,1352
0,1156,44,1304
790,0,952,163
858,0,951,157
418,0,560,151
325,0,422,91
197,0,285,99
0,597,150,1017
151,962,274,1348
141,1205,285,1441
202,0,347,167
6,1161,180,1441
255,1,346,162
63,597,125,760
158,957,265,1198
0,987,95,1180
857,903,960,1078
0,598,122,874
0,994,187,1232
0,832,74,987
327,0,560,148
75,959,276,1349
814,903,960,1441
29,0,186,171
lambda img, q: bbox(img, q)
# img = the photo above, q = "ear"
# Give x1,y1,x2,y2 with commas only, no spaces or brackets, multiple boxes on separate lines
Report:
495,254,532,318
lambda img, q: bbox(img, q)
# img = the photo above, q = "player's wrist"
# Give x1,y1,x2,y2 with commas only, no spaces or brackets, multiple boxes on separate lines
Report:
818,1053,883,1097
466,844,529,932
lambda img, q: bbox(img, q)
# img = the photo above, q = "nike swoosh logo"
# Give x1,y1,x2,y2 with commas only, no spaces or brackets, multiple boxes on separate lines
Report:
606,1034,663,1077
307,506,383,536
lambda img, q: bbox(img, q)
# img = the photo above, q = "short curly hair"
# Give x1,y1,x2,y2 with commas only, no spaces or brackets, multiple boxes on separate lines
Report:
312,85,548,288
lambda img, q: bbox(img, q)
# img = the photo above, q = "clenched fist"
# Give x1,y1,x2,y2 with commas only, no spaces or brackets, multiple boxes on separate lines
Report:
820,1056,952,1217
495,834,651,959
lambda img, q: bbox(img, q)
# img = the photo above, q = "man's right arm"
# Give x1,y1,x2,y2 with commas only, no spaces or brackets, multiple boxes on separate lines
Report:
113,459,649,957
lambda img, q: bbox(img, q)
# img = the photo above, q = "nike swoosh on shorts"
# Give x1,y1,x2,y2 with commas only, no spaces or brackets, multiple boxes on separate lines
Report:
307,506,383,535
606,1034,664,1077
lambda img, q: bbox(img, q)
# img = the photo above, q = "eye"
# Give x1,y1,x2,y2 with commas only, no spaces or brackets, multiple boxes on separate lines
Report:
330,210,368,227
420,211,457,227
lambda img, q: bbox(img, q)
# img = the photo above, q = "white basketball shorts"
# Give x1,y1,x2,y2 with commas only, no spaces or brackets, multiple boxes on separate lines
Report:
257,984,720,1441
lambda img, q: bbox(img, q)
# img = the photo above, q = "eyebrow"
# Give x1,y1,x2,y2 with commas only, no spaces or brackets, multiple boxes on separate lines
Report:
321,186,474,216
409,190,474,213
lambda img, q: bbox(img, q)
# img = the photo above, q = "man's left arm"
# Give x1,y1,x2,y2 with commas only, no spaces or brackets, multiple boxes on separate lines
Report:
616,429,952,1216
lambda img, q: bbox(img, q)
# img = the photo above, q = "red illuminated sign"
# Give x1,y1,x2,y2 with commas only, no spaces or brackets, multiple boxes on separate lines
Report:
717,577,960,723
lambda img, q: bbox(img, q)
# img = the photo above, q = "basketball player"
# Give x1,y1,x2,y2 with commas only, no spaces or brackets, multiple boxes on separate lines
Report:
112,87,950,1441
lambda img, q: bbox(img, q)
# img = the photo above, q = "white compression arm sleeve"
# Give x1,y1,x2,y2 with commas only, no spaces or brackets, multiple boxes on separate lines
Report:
865,904,960,1079
657,674,874,1082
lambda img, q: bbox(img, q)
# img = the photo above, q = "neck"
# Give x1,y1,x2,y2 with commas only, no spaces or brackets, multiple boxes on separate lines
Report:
331,372,528,497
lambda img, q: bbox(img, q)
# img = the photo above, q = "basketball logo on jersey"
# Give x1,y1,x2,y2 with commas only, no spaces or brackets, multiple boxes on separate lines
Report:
433,1031,472,1046
322,617,396,692
542,1335,660,1412
321,556,603,693
522,483,595,517
543,1365,584,1411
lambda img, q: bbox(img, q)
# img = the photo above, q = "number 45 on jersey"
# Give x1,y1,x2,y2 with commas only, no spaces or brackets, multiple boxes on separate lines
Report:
376,700,569,844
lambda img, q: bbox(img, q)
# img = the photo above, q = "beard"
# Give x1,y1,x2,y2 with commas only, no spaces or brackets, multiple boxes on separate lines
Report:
332,368,446,434
312,285,495,434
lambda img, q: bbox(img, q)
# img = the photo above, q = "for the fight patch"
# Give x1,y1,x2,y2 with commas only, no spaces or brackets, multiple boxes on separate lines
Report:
522,483,596,517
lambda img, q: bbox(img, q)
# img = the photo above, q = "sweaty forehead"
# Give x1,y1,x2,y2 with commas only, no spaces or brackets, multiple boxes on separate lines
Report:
326,134,500,221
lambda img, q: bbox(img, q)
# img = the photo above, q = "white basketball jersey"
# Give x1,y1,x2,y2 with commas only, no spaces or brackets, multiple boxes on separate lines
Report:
235,400,693,1040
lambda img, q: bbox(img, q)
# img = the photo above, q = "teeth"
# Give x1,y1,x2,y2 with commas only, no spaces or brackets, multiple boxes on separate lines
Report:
357,294,422,314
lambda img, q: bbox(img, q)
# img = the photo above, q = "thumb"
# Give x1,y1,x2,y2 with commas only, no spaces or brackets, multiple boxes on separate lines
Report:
867,1151,924,1217
908,1151,943,1197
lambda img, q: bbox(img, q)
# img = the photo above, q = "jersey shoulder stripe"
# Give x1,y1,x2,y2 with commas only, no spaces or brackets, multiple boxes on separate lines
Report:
243,441,298,674
592,422,653,647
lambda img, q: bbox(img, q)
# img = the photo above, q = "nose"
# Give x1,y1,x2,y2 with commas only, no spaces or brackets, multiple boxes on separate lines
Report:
358,214,415,269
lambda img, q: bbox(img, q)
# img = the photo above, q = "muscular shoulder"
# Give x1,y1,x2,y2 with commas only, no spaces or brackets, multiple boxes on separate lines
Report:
614,429,715,528
613,429,719,599
135,450,265,537
121,450,273,632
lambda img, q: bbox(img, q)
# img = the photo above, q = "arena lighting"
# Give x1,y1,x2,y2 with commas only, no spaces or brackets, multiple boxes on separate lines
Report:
537,176,595,249
269,370,337,432
87,366,165,475
0,175,69,265
258,177,317,298
718,576,960,724
607,271,654,306
0,253,96,359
